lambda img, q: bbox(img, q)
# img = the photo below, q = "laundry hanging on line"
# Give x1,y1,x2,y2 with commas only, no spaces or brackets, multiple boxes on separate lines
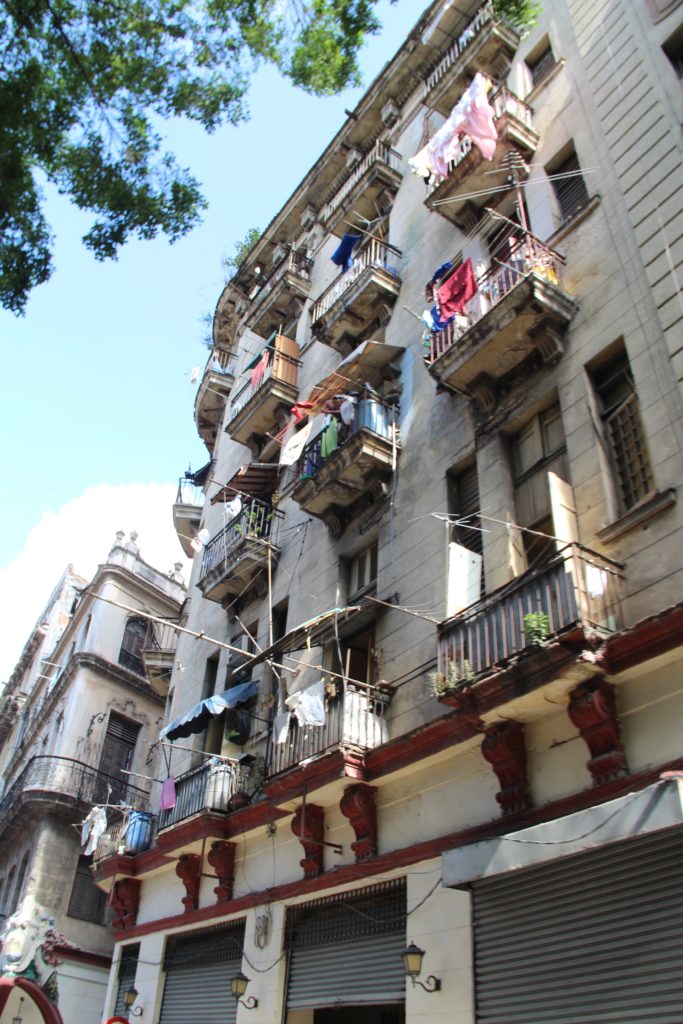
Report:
280,421,312,467
285,681,326,727
251,349,270,389
437,258,478,319
409,73,498,186
331,233,362,273
81,805,108,856
320,417,339,458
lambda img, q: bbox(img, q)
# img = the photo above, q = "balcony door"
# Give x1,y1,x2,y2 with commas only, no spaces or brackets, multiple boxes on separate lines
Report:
96,712,140,804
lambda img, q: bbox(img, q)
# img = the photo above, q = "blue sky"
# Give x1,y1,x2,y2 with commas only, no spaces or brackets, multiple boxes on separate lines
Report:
0,1,421,679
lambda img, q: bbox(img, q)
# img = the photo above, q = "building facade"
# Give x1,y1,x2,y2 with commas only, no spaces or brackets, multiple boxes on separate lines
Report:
0,536,185,1024
95,2,683,1022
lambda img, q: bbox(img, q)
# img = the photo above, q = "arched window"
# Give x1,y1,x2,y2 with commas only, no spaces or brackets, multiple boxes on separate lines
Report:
3,866,16,916
118,617,147,675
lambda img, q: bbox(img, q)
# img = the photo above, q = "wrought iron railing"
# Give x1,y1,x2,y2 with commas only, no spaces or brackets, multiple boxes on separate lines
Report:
228,349,300,422
423,1,513,95
321,141,403,223
310,238,402,325
267,680,392,776
199,498,283,583
239,249,312,330
438,544,624,681
0,756,149,827
158,759,251,830
175,476,204,507
142,619,179,657
295,393,395,486
427,232,567,364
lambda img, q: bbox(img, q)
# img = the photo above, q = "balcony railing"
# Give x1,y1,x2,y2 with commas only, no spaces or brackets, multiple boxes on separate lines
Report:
239,249,313,332
158,759,251,831
0,756,149,829
175,477,204,508
321,141,403,224
423,1,518,102
199,498,282,584
426,233,566,364
228,349,300,423
438,545,624,682
267,680,392,777
310,238,402,326
296,393,395,485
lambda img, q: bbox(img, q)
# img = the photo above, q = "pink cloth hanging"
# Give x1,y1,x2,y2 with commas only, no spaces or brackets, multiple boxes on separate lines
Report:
160,776,177,811
251,349,270,389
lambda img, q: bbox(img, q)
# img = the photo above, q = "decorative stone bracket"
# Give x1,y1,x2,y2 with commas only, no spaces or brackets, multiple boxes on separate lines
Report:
111,877,141,931
340,784,378,861
291,804,325,878
176,853,201,913
207,841,236,903
481,720,531,815
568,677,626,786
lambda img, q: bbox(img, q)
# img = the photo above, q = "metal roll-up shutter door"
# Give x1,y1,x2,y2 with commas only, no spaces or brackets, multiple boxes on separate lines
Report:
286,879,406,1009
159,921,245,1024
472,825,683,1024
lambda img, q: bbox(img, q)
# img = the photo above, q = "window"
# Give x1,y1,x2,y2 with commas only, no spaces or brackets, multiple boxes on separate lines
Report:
118,617,147,675
526,38,555,86
448,463,483,559
114,945,140,1017
546,145,590,224
95,712,140,804
348,543,378,599
511,403,569,567
592,350,654,513
330,627,379,687
663,23,683,78
2,867,16,916
68,855,107,923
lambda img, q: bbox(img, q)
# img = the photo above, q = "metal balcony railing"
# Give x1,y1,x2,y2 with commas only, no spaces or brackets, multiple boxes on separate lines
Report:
175,477,204,507
199,498,282,584
141,619,179,657
239,249,313,329
295,393,395,485
157,759,251,831
438,544,624,681
267,680,391,777
228,350,300,423
321,141,403,223
0,756,149,829
204,348,238,378
423,1,511,95
310,238,402,326
427,232,567,364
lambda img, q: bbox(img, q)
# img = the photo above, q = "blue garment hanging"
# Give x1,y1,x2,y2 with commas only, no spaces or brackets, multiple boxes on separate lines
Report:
331,233,362,272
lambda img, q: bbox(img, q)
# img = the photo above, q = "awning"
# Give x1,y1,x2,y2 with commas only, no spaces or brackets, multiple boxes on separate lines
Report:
212,463,278,504
243,605,372,670
160,680,258,741
442,779,683,889
306,341,404,413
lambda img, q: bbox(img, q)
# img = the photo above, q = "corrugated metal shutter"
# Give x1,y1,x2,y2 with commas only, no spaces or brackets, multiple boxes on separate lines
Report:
286,880,406,1009
472,826,683,1024
288,931,405,1008
159,959,242,1024
159,921,244,1024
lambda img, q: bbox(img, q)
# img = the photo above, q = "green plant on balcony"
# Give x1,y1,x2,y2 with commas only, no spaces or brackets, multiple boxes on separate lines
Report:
493,0,542,33
523,611,550,648
429,659,475,697
234,507,272,539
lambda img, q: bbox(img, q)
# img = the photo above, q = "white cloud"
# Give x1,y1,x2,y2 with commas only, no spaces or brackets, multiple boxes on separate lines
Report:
0,483,191,682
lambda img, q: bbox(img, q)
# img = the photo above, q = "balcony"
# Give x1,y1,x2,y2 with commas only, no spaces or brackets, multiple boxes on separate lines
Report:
310,239,402,354
0,756,149,833
197,498,283,604
292,394,397,534
157,758,251,832
267,679,391,778
225,336,301,449
141,620,179,697
320,141,403,236
425,87,539,229
425,234,576,411
423,3,520,116
437,545,624,688
239,249,313,338
173,476,204,558
194,348,238,450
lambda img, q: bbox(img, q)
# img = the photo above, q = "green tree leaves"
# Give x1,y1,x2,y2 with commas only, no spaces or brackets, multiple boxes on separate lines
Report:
0,0,384,313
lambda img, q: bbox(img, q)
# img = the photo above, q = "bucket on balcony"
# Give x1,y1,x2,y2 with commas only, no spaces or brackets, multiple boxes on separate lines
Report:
356,398,388,437
207,763,231,812
125,811,154,854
